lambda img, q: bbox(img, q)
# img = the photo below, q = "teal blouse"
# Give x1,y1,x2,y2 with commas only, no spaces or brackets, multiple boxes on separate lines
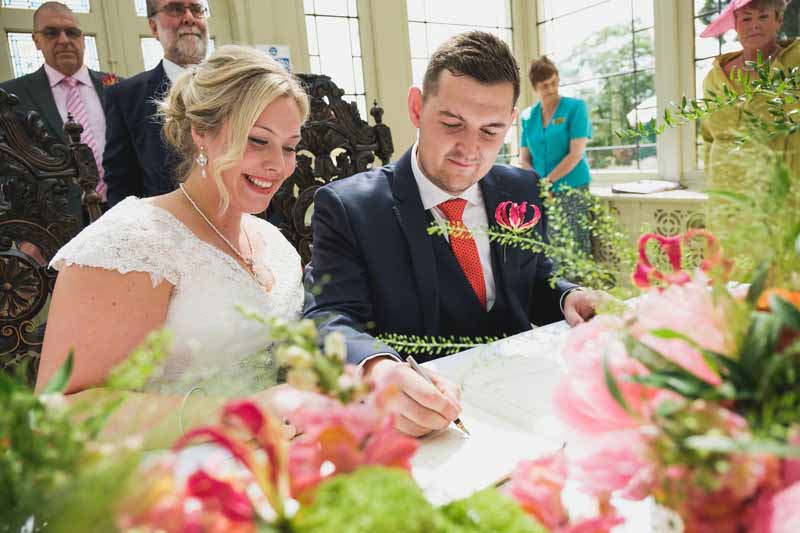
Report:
520,96,592,193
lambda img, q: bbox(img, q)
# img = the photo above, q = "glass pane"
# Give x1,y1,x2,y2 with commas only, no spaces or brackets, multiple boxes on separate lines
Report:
539,0,634,84
305,16,319,56
539,0,603,22
349,18,361,57
694,57,715,99
307,0,347,16
315,16,357,93
406,0,425,21
411,58,427,88
310,55,321,74
353,56,364,94
2,0,90,12
633,0,654,30
634,28,655,71
421,0,510,27
347,0,357,17
408,22,427,59
7,32,99,77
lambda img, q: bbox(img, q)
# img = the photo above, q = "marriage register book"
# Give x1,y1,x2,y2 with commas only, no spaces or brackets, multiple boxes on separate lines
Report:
411,322,570,505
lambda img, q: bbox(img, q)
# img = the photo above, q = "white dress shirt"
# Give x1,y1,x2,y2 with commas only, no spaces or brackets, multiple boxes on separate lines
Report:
410,142,497,310
162,57,188,83
44,63,106,157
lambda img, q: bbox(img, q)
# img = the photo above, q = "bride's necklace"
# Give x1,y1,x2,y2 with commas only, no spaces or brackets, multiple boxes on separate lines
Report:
179,183,271,290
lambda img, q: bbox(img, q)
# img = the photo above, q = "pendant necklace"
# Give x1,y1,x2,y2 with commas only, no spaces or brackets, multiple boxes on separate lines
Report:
179,183,272,291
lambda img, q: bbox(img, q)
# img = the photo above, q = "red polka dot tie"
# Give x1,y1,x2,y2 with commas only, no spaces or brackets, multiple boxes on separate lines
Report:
438,198,486,310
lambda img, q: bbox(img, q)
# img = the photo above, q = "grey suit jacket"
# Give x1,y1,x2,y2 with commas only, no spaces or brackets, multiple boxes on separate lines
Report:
0,65,108,142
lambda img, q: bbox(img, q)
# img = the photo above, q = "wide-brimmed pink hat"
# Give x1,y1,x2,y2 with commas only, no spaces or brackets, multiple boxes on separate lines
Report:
701,0,753,38
700,0,788,38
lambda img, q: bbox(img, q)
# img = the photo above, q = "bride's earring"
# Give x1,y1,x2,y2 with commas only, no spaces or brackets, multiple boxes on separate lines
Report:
196,147,208,179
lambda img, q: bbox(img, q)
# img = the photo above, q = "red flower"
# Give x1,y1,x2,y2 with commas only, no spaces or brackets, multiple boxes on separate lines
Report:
101,73,119,87
632,229,729,290
495,201,541,233
186,470,254,522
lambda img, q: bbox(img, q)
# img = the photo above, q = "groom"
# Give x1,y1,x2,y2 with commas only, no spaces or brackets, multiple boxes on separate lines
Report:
303,31,595,436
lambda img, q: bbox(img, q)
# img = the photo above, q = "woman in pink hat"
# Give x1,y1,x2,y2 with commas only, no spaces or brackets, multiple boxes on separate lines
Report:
700,0,799,186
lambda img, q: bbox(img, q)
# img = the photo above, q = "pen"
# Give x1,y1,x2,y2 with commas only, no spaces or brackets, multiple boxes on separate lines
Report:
405,355,470,436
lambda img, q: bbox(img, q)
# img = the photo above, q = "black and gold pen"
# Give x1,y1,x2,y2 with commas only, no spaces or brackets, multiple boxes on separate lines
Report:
405,355,470,436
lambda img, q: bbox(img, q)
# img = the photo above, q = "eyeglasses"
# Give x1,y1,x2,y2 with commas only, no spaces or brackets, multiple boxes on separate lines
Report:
34,26,83,40
151,2,208,18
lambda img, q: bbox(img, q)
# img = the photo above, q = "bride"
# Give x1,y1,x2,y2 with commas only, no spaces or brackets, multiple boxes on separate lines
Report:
35,45,309,441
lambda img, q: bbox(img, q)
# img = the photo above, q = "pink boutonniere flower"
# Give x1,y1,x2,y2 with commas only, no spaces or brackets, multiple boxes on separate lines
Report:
495,201,541,233
101,73,119,87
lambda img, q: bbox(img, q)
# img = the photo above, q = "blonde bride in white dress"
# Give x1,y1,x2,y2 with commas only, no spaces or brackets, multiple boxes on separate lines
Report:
35,45,309,442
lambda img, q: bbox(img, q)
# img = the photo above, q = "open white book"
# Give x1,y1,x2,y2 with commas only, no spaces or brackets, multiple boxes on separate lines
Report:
411,322,570,505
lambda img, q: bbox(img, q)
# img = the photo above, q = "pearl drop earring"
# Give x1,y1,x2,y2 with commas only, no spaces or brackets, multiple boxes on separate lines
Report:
196,147,208,178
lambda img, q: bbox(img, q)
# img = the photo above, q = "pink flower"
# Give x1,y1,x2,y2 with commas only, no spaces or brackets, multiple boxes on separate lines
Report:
287,397,418,499
556,513,625,533
509,451,569,529
553,315,657,436
629,273,734,386
495,201,541,233
632,230,728,290
568,430,653,499
186,470,254,522
748,481,800,533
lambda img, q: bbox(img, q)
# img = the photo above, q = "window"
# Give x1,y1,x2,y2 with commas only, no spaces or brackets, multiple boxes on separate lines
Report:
7,31,99,78
406,0,517,163
303,0,367,119
1,0,90,11
134,0,210,17
140,36,215,70
538,0,656,172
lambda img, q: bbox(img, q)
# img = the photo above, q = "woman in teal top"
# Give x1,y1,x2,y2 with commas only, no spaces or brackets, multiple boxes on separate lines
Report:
520,56,593,254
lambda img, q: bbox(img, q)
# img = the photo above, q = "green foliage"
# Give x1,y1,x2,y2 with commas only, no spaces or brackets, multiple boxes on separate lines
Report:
428,182,637,296
0,331,171,531
292,467,440,533
245,310,368,404
377,333,501,357
438,488,548,533
618,53,800,143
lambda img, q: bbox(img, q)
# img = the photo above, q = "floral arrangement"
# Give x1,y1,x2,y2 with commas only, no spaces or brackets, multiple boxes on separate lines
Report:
110,318,555,533
504,223,800,532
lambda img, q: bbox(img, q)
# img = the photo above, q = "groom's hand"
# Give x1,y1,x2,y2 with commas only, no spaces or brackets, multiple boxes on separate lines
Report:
364,357,461,437
563,289,596,326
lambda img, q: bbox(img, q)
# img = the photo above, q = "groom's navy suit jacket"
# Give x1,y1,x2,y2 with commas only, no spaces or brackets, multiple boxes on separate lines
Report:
303,148,576,364
103,61,178,207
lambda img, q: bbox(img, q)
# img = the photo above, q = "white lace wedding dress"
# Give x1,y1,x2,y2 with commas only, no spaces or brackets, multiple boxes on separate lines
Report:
51,197,304,394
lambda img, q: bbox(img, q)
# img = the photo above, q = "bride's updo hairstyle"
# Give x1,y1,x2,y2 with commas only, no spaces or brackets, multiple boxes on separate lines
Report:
160,44,309,213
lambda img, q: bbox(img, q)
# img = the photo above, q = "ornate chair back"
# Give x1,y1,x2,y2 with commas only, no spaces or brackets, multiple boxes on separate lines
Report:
270,73,394,264
0,88,102,384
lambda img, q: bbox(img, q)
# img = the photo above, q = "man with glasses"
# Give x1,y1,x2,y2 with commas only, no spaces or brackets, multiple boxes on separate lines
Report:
103,0,209,206
0,1,113,200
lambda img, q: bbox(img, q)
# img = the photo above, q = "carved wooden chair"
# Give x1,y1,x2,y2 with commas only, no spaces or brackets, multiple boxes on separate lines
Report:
0,88,102,384
270,73,394,264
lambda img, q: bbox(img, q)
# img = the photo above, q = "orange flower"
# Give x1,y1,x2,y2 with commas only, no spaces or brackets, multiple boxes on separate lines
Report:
756,289,800,311
101,73,119,87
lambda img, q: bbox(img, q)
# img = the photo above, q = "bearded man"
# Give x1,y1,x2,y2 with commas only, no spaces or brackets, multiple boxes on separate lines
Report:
103,0,209,206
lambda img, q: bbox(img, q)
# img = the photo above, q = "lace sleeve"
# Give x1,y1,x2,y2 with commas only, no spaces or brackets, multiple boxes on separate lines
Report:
51,198,183,287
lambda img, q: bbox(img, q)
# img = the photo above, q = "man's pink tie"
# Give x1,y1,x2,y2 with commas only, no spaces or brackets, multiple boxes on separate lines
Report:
62,76,106,199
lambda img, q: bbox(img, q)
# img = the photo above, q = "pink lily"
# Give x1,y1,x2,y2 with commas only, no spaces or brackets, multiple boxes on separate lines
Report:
632,229,727,290
186,469,254,522
495,201,541,233
174,399,291,520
